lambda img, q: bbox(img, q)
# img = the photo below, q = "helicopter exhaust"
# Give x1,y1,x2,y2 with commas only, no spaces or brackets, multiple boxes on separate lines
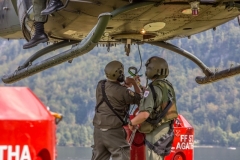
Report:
195,65,240,84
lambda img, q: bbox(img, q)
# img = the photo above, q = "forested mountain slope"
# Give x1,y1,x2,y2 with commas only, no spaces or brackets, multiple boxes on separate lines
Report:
1,19,240,147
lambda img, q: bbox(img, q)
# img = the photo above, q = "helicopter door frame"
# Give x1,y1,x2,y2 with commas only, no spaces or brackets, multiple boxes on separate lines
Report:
0,0,9,27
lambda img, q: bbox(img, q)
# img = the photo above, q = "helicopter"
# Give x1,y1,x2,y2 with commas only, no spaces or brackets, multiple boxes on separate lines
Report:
1,0,240,84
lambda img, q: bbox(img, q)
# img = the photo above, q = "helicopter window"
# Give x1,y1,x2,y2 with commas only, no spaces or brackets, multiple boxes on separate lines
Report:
0,0,5,22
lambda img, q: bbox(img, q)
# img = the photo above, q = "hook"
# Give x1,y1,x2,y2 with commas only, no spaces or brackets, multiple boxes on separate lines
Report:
107,44,110,52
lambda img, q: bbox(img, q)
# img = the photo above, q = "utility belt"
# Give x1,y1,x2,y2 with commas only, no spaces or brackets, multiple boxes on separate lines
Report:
145,120,174,157
100,128,109,131
96,126,124,132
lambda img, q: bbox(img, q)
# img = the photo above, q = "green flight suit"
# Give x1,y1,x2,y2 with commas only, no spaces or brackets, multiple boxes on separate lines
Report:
138,78,177,160
32,0,47,22
92,80,142,160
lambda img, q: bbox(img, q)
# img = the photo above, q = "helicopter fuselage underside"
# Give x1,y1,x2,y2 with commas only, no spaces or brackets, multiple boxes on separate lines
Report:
36,0,240,43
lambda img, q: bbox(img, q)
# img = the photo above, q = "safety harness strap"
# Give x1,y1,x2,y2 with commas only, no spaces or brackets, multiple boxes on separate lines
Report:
146,101,173,125
145,121,174,156
95,80,126,125
149,83,156,103
146,82,173,125
145,80,175,156
95,100,104,111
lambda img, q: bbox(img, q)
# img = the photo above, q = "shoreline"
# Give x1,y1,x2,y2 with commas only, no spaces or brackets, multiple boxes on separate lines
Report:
194,145,237,149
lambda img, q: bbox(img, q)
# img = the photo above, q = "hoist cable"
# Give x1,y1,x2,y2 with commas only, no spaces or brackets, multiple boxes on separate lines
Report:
136,43,142,75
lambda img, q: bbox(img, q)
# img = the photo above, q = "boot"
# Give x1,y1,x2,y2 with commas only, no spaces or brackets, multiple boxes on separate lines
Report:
41,0,64,16
23,22,49,49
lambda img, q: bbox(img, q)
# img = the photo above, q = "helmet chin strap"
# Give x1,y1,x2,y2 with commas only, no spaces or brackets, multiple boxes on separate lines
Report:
117,74,125,82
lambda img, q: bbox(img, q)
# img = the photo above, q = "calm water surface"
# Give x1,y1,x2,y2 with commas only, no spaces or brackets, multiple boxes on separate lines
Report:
57,146,240,160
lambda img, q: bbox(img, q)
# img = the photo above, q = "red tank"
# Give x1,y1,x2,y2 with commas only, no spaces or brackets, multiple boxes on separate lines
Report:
124,126,146,160
125,114,194,160
0,87,57,160
165,115,194,160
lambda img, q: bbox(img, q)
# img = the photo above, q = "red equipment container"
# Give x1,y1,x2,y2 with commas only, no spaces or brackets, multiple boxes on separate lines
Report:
165,115,194,160
125,114,194,160
0,87,57,160
124,126,146,159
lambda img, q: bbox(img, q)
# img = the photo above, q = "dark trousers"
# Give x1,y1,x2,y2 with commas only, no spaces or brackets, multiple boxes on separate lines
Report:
91,127,130,160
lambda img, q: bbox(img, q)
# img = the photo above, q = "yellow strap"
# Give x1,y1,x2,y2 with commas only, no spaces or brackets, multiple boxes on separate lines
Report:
50,112,63,119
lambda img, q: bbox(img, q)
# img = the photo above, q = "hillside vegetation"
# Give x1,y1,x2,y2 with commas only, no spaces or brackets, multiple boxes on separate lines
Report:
1,19,240,147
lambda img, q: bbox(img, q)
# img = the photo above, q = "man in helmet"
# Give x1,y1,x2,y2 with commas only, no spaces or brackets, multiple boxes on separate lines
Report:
23,0,63,49
128,56,178,160
92,60,142,160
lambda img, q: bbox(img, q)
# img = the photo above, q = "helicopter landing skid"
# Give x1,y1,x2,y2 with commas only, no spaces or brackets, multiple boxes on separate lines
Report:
18,40,80,70
2,12,111,84
2,2,155,84
148,41,240,84
195,66,240,84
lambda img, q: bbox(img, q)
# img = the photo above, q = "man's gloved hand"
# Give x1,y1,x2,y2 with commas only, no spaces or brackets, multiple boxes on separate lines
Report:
124,77,135,87
133,75,141,86
128,120,138,131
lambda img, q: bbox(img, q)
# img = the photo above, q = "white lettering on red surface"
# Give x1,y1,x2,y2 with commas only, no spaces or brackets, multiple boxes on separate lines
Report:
0,145,31,160
176,135,194,150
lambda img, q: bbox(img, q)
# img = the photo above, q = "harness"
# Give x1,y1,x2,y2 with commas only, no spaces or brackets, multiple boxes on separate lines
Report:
145,79,175,157
145,121,174,156
95,80,128,126
146,80,174,125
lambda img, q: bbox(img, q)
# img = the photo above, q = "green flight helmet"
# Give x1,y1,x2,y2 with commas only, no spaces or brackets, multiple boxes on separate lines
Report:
104,60,125,81
145,56,169,79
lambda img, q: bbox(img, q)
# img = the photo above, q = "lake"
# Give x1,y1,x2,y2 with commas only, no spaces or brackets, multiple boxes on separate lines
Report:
57,146,240,160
